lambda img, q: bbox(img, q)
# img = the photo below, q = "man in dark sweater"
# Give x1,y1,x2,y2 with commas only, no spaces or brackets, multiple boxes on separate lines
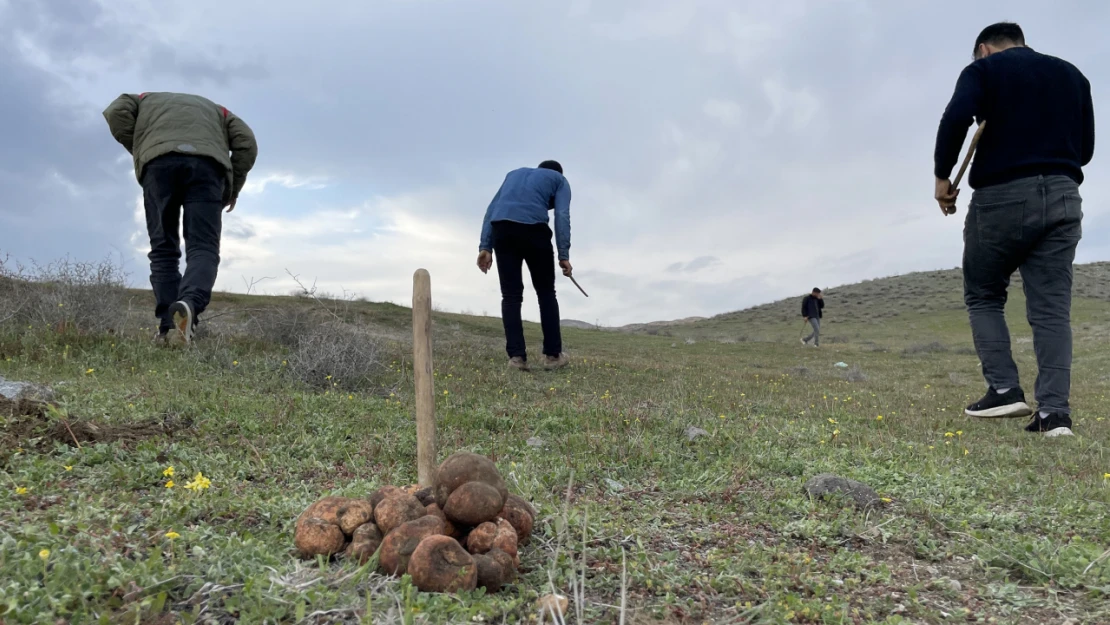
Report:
934,23,1095,437
800,288,824,347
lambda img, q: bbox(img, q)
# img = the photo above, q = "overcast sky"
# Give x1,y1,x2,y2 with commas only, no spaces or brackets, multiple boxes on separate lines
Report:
1,0,1106,326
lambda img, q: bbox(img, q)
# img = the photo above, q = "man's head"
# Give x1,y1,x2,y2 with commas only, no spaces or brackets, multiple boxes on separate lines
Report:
973,22,1025,60
812,287,823,299
538,160,563,175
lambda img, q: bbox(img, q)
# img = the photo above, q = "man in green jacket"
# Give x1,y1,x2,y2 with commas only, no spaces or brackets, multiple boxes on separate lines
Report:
103,92,258,344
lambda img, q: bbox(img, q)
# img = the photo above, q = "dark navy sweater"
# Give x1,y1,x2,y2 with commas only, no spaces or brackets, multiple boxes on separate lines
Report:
934,46,1095,189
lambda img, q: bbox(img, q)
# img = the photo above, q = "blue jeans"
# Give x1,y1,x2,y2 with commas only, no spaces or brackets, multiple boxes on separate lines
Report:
142,154,227,333
963,175,1083,415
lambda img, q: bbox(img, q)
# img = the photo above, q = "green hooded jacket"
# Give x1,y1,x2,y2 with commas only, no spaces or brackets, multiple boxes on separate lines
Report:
103,92,258,204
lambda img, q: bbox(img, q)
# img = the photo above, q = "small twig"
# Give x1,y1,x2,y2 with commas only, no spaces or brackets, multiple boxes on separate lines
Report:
60,418,82,450
619,547,628,625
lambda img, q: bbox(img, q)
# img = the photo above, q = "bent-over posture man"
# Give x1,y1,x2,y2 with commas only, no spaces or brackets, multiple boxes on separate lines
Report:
104,92,258,345
933,23,1094,436
477,160,572,371
800,288,824,347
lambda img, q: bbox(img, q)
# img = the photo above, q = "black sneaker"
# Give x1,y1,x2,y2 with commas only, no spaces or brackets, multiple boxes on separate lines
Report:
964,387,1033,418
169,301,194,345
1024,413,1074,437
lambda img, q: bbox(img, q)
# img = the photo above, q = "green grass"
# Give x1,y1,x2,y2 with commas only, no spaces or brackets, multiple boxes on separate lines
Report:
2,279,1110,624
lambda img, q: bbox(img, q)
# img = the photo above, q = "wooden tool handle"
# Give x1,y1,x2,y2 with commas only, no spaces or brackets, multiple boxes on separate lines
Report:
952,120,987,191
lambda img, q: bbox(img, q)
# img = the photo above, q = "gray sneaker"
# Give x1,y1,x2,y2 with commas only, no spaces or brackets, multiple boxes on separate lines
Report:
543,353,570,370
169,301,194,346
508,357,530,372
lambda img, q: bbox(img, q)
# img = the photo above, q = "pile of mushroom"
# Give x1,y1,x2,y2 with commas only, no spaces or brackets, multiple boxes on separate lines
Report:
293,452,536,594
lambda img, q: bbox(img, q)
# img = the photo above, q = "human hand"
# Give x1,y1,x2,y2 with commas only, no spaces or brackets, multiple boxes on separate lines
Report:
477,250,493,274
935,177,959,216
559,260,573,277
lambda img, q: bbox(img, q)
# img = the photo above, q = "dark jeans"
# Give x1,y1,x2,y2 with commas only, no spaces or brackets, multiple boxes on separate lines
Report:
963,175,1083,415
142,154,227,332
491,221,562,359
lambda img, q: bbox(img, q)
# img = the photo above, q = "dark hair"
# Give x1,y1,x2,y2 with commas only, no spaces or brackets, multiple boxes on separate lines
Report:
812,288,821,294
538,160,563,174
974,22,1024,58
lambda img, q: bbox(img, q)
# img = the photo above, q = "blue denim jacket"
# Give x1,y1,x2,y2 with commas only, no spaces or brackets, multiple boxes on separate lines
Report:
479,167,571,260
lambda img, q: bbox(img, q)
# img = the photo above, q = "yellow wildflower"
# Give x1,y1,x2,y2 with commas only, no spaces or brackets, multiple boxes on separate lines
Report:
85,368,95,375
828,418,837,424
64,465,73,472
15,486,27,495
944,432,955,438
165,480,175,489
880,497,892,503
184,472,211,491
165,531,181,540
876,415,883,421
39,549,50,560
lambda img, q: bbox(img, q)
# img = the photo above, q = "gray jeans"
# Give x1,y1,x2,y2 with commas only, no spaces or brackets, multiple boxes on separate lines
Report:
803,318,820,345
142,154,227,333
963,175,1083,415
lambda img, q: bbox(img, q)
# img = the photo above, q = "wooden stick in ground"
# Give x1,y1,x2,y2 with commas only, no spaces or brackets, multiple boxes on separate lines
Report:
947,120,987,214
412,269,437,487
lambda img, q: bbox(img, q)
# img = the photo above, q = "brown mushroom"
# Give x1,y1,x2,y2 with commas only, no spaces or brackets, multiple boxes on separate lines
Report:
487,548,517,584
425,503,464,539
413,487,435,507
433,452,508,509
492,519,519,565
345,522,383,564
295,496,350,528
498,494,536,544
336,500,375,536
408,535,478,593
378,516,445,576
473,553,506,593
375,493,426,536
294,518,346,559
369,485,404,510
443,481,504,526
465,522,498,555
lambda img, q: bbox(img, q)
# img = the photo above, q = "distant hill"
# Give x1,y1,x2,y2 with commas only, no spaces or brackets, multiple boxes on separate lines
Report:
560,319,600,330
617,261,1110,339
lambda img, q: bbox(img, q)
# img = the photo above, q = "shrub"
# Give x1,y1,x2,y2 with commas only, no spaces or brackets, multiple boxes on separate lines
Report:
287,321,384,391
0,255,129,335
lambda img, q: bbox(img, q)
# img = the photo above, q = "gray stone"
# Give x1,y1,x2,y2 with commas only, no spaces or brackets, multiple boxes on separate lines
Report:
684,426,710,442
603,478,624,492
803,473,880,509
526,437,546,448
0,376,53,402
946,579,962,593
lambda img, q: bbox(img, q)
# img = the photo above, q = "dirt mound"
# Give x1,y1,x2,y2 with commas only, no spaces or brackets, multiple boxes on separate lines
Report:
1,396,193,459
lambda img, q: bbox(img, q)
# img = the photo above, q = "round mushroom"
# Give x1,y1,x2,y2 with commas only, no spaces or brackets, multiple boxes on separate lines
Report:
375,493,426,536
444,481,504,526
498,494,536,543
465,522,498,555
345,522,383,565
294,517,346,559
433,452,508,509
378,516,445,576
408,535,478,593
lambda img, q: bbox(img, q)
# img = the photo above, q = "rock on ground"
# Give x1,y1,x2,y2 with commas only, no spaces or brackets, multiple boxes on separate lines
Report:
684,426,710,442
0,376,53,402
803,473,880,509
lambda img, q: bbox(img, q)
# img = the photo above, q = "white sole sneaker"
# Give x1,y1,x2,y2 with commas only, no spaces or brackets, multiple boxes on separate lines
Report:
1043,427,1074,438
965,402,1033,419
169,301,194,346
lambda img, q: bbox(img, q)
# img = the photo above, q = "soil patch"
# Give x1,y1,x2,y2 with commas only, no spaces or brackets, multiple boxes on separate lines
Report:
1,396,194,458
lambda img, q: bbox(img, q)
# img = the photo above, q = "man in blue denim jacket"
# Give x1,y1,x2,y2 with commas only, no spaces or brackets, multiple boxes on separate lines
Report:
477,160,572,371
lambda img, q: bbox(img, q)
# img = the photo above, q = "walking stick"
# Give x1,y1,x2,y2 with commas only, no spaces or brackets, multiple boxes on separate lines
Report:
946,120,987,215
567,275,589,298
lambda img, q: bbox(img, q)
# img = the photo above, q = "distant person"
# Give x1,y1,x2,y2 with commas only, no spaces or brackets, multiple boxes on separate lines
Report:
103,92,258,345
477,160,572,371
800,288,824,347
933,23,1094,436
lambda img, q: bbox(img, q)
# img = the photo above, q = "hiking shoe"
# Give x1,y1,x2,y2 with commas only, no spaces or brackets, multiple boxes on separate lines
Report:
965,387,1033,418
508,357,530,372
543,353,570,370
152,329,169,346
1025,413,1074,437
800,338,807,346
169,301,194,345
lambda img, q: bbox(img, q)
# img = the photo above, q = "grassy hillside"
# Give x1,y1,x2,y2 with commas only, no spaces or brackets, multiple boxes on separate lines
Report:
626,262,1110,344
2,260,1109,624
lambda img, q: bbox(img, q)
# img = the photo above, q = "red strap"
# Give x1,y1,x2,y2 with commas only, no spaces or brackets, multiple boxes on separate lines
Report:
221,107,229,118
139,92,147,99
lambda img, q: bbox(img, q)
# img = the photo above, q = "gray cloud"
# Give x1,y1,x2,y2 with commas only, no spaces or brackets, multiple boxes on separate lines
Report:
2,0,1108,325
